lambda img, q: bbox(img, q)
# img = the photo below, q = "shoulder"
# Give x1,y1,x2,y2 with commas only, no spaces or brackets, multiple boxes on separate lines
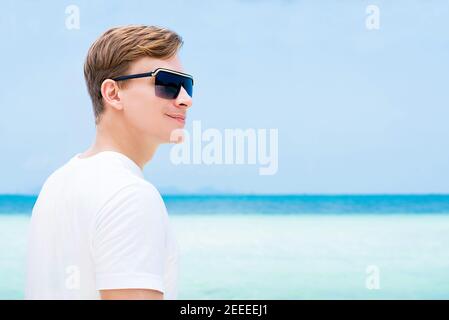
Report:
91,180,169,247
96,180,168,221
113,180,164,207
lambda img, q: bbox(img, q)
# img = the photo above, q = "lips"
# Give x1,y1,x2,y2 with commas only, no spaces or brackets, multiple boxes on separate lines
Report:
166,113,186,124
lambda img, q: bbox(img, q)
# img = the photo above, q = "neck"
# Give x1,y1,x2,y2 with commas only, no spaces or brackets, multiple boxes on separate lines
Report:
81,116,159,171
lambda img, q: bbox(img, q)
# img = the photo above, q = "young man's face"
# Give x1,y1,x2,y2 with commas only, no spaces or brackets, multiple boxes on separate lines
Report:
117,55,193,144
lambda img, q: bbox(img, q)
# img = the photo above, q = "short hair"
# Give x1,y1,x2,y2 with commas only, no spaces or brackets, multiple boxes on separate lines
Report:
83,25,183,124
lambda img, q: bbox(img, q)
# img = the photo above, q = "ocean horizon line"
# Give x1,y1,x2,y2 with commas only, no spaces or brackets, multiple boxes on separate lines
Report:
2,193,449,215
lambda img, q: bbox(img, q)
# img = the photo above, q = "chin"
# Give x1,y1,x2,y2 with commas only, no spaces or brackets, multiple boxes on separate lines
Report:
166,127,186,144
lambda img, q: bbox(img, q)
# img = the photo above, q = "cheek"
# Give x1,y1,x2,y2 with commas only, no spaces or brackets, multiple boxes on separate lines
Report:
123,86,163,125
122,86,176,141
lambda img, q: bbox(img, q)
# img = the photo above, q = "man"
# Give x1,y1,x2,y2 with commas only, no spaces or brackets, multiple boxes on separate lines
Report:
25,25,193,299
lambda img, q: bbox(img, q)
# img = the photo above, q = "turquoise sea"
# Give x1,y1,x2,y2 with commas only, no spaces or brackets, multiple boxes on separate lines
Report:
1,194,449,299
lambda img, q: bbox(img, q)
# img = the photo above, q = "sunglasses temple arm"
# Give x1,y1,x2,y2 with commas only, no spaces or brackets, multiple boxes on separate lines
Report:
113,72,154,81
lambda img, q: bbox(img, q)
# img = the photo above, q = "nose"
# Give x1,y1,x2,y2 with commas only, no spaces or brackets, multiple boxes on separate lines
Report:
174,86,193,109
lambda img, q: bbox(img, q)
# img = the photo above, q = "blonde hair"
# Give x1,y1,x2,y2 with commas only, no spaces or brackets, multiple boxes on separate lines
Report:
84,25,183,124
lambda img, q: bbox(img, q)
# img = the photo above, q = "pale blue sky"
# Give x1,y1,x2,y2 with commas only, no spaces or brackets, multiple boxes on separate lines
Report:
0,0,448,194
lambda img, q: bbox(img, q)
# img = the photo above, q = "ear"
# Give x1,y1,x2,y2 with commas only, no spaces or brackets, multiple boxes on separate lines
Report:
101,79,124,111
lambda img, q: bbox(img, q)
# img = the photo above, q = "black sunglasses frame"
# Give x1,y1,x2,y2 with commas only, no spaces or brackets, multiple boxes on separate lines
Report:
112,68,194,99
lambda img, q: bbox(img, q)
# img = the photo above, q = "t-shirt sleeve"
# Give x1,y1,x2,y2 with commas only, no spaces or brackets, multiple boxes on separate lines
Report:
90,183,168,293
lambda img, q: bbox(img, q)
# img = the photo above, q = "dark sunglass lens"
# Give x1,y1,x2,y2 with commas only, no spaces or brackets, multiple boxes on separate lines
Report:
155,71,193,99
155,72,180,99
182,78,193,98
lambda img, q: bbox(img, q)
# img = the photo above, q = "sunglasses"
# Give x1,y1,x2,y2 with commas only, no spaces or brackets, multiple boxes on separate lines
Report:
112,68,194,100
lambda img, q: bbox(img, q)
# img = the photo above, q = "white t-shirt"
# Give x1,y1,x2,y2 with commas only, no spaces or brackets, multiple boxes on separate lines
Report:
25,151,179,299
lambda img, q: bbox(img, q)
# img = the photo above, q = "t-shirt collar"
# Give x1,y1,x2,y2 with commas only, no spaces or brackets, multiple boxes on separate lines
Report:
74,150,144,179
